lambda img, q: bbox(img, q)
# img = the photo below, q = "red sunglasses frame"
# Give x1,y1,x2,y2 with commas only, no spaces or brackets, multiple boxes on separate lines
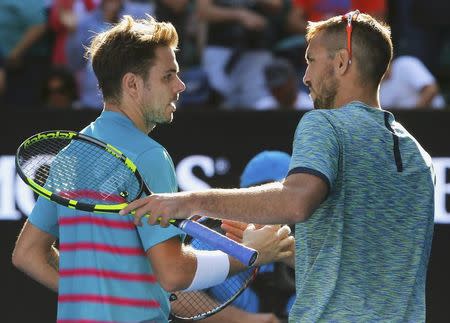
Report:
342,10,360,64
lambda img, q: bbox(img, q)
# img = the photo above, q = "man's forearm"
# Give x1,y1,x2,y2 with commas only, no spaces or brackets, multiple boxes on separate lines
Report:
14,245,59,292
193,183,303,224
416,84,439,108
9,24,47,60
197,0,245,23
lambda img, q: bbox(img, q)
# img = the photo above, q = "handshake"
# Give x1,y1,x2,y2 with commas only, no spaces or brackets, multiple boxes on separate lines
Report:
221,220,295,267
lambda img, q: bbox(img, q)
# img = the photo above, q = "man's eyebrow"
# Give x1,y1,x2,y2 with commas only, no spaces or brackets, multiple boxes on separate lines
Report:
165,68,178,74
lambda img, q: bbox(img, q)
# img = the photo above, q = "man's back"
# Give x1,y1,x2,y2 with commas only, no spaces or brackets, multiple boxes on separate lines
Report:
289,102,434,322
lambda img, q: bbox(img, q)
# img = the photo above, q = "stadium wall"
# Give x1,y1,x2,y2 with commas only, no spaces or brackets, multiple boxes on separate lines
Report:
0,109,449,322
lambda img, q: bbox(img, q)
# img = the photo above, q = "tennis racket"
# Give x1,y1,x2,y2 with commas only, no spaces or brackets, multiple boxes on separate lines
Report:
15,130,258,266
169,217,258,322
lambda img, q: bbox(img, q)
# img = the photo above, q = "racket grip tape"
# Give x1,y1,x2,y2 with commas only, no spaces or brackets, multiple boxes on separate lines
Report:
175,219,258,266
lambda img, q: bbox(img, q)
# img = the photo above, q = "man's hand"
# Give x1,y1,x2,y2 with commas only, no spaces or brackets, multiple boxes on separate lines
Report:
242,224,294,266
237,9,267,30
221,220,262,242
120,192,193,227
223,220,296,268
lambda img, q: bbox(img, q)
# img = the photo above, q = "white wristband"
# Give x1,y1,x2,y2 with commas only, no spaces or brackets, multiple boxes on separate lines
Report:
184,250,230,291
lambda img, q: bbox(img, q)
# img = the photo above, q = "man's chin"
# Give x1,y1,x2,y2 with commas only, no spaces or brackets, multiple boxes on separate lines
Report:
157,116,173,125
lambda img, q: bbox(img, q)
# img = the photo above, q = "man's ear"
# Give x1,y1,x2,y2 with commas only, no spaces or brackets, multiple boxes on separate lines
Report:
122,72,141,99
335,49,350,76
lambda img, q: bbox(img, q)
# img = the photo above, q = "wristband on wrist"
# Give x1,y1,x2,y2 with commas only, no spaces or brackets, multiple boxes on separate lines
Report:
184,250,230,291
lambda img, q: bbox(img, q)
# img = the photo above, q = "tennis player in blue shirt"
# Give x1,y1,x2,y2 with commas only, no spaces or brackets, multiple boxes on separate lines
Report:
12,15,294,323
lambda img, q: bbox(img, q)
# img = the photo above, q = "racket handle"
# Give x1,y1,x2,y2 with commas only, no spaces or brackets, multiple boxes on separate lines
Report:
175,219,258,266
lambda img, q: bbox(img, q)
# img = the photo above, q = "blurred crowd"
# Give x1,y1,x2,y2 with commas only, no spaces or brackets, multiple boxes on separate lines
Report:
0,0,449,111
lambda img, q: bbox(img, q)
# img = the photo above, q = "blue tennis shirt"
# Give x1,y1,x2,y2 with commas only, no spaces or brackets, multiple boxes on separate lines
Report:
29,111,184,323
288,102,435,322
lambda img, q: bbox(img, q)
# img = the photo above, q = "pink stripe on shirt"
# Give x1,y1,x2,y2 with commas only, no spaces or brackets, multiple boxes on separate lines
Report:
60,268,156,283
58,294,160,308
59,242,145,256
59,216,134,229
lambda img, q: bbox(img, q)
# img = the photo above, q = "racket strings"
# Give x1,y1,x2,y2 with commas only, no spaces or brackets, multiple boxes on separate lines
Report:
170,223,257,320
171,269,255,319
18,138,141,204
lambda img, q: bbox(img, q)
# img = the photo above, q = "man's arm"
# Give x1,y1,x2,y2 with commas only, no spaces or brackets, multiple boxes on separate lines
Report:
7,23,48,67
12,220,59,292
65,15,92,71
222,220,295,268
147,224,293,292
122,172,328,226
146,237,196,292
416,83,440,109
196,0,267,30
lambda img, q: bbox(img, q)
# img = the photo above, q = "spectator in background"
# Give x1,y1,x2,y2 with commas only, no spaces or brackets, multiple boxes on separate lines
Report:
380,55,446,110
202,150,295,323
66,0,153,109
391,0,449,77
196,0,282,109
294,0,386,22
0,0,51,108
41,66,79,110
48,0,99,66
271,0,308,79
154,0,193,67
255,58,313,110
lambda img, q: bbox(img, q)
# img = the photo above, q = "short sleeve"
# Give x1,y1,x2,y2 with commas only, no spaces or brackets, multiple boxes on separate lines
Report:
28,197,59,238
288,111,339,192
136,147,178,194
135,147,185,251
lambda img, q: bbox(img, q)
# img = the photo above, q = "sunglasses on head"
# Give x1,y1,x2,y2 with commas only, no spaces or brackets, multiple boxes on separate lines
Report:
341,10,360,64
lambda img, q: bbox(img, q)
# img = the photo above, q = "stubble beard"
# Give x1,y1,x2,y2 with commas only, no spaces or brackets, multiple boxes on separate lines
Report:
143,105,172,130
313,68,339,110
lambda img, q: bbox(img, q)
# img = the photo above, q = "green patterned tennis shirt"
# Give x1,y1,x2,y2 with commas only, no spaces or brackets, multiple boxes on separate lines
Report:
288,102,434,322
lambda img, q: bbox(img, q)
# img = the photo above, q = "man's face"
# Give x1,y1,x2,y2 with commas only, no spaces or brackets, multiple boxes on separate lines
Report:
139,46,186,130
303,33,339,109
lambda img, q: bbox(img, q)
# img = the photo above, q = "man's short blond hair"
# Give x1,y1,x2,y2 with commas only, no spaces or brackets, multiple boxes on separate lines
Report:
86,15,179,103
306,13,393,88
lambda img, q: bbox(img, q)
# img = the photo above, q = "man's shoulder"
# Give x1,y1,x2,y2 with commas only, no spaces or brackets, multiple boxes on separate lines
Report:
82,121,166,159
300,108,344,124
118,134,166,160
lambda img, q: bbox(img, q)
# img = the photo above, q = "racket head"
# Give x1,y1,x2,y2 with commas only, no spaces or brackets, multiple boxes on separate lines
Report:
169,218,258,321
15,130,146,213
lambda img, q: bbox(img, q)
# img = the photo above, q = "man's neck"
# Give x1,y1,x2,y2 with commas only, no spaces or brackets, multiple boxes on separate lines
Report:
103,101,153,134
335,85,380,109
